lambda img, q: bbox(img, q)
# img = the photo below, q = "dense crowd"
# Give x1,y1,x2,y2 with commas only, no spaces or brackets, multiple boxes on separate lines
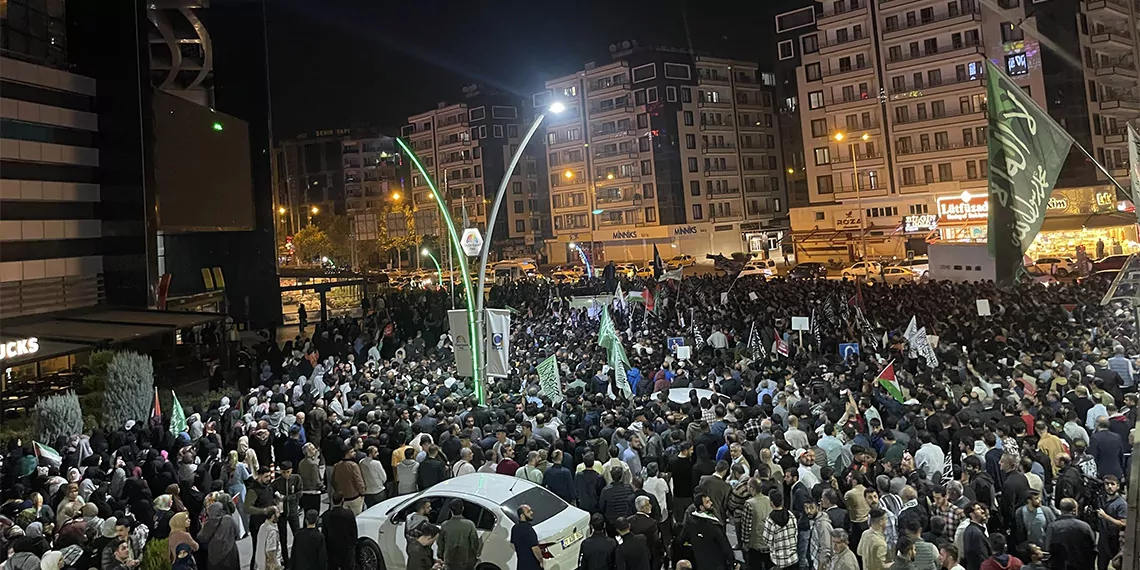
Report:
0,267,1136,570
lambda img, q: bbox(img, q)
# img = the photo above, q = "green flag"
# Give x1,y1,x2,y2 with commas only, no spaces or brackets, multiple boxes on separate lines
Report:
986,60,1073,285
537,354,563,403
169,391,187,435
597,307,632,398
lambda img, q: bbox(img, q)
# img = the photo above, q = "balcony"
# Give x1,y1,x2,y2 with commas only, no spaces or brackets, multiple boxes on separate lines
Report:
437,117,469,131
739,121,775,131
704,166,739,176
709,211,744,222
1090,30,1133,50
703,142,736,153
888,74,985,100
882,10,981,41
596,193,641,206
821,62,875,83
897,174,987,194
706,187,742,197
892,106,986,131
698,98,733,108
591,128,637,140
546,110,582,126
588,103,634,118
879,0,935,7
697,71,731,85
588,77,629,94
440,155,473,166
1103,127,1128,144
895,140,987,161
699,120,735,131
1083,0,1131,19
1092,60,1138,86
742,164,775,172
829,150,886,168
438,137,472,150
343,160,362,169
735,96,768,108
594,149,638,161
819,1,868,23
885,43,984,71
597,216,644,228
833,184,889,198
819,33,872,55
824,91,878,111
1099,93,1140,113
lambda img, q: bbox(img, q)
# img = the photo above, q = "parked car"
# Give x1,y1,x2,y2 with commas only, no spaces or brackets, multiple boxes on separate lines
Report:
889,257,930,279
1023,264,1058,286
788,262,828,280
880,266,918,284
737,258,778,279
635,265,656,279
1093,254,1131,272
354,474,590,570
841,261,884,281
615,263,639,279
551,265,585,283
666,254,696,269
1032,256,1076,277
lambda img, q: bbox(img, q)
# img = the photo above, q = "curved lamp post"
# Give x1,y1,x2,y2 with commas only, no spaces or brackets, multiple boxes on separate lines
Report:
474,102,565,385
395,138,484,403
422,248,443,288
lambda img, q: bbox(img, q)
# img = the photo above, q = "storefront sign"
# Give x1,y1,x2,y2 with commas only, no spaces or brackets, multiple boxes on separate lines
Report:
596,224,708,242
904,214,938,233
0,337,39,361
937,193,989,223
834,210,863,230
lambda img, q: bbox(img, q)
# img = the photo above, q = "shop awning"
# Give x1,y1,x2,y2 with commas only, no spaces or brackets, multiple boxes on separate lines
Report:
64,309,224,329
0,335,91,368
2,319,172,345
1040,212,1138,232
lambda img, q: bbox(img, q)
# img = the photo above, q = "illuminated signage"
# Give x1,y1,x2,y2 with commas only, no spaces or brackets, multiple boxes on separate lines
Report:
904,214,938,233
0,337,39,360
1006,52,1029,76
1047,197,1068,210
937,192,988,222
834,210,863,230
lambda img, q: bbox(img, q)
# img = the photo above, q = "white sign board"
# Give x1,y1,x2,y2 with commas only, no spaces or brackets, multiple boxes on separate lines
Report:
0,337,39,360
976,299,991,316
791,316,811,331
749,292,759,301
720,292,729,305
460,228,484,256
676,346,692,360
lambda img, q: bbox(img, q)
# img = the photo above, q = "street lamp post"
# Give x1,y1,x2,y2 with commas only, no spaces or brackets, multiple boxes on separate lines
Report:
422,248,443,289
834,132,871,260
474,102,564,384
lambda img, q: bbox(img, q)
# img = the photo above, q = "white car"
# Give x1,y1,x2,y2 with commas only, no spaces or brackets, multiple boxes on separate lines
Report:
737,258,777,279
889,257,929,279
1032,256,1076,277
880,266,918,284
355,474,589,570
841,261,883,281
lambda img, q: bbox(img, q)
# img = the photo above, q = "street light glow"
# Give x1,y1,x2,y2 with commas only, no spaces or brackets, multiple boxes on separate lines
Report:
787,168,795,174
606,173,614,180
310,206,319,214
422,248,430,255
861,133,870,141
834,132,845,142
549,102,566,114
391,192,401,201
278,207,286,214
564,170,574,179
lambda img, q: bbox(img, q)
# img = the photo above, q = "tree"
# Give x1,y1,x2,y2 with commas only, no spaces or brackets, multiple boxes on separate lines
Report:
316,214,353,264
292,224,332,264
103,351,155,428
33,391,83,443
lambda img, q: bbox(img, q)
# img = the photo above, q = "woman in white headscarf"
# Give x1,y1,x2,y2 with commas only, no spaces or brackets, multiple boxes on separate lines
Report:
217,397,231,415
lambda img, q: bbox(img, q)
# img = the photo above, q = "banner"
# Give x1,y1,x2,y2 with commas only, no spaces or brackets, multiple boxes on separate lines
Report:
169,391,187,435
598,307,632,398
748,322,766,357
485,308,511,378
537,354,563,403
448,309,474,377
1129,124,1140,224
985,60,1074,285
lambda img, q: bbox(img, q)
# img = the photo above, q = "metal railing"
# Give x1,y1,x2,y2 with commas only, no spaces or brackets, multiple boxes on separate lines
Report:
888,73,985,96
887,42,983,65
896,141,986,156
883,10,980,36
894,105,986,125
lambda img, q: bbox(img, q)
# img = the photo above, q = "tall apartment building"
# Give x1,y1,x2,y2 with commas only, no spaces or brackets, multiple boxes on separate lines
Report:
537,44,789,265
773,5,819,210
784,0,1137,263
402,87,550,260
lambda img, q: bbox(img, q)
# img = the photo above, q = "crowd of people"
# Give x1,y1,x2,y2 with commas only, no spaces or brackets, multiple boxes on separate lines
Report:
0,266,1136,570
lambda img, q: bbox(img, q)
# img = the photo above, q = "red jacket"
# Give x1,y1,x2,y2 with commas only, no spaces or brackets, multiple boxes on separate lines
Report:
980,555,1023,570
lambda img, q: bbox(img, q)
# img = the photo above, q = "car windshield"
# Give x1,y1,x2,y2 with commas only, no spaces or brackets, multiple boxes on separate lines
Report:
499,486,568,526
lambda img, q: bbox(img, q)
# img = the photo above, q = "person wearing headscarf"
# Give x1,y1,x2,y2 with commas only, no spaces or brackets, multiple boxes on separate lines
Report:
152,495,174,540
38,550,61,570
171,543,196,570
54,485,84,530
196,502,238,570
167,512,198,560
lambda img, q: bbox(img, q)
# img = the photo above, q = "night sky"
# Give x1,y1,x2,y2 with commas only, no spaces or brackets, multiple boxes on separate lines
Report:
265,0,798,139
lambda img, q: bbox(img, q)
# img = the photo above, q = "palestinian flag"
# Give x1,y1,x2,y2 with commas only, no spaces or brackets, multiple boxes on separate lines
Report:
151,387,161,419
34,441,62,468
877,360,904,403
642,286,655,312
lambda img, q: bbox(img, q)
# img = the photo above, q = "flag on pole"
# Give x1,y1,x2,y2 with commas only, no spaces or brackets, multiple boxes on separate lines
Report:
748,322,766,358
659,267,683,282
773,328,789,357
876,360,904,403
169,391,187,435
693,327,706,351
151,387,161,419
642,286,655,313
1129,123,1140,224
34,441,62,468
614,282,626,312
536,354,564,403
653,245,664,278
598,307,632,398
985,59,1075,285
811,307,821,348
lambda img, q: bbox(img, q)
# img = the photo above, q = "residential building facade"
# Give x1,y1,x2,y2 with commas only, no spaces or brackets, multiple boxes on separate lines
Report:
536,44,789,264
784,0,1135,263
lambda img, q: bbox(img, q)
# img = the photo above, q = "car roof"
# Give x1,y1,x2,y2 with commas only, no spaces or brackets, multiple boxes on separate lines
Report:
426,473,543,501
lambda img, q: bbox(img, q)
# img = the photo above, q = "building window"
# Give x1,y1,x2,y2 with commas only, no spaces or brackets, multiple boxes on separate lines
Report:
641,160,652,175
923,165,934,183
808,91,825,109
778,40,795,60
683,111,694,126
637,113,649,129
469,107,486,120
814,147,831,165
938,163,953,181
515,220,525,232
479,126,487,138
681,88,692,103
774,198,782,212
664,62,691,79
902,167,917,185
507,125,518,138
632,63,656,82
966,161,978,179
648,87,659,102
817,175,834,194
688,157,699,172
690,181,701,196
645,207,657,222
474,165,482,177
666,86,677,102
642,183,655,198
692,204,703,219
686,134,696,149
802,34,819,54
492,106,518,119
815,211,826,221
639,137,650,152
512,182,523,194
1001,21,1023,42
805,63,822,81
810,119,828,138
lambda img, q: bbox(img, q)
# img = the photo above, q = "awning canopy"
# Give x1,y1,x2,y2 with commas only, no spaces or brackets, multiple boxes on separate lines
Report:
2,320,172,344
0,335,91,368
1040,212,1138,232
65,310,224,329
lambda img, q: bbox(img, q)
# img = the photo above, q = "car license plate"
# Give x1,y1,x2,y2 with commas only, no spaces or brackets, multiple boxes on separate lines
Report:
560,531,583,549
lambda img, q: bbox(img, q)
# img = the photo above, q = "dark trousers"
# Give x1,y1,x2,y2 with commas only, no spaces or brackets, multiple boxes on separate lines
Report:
850,520,868,552
746,549,770,570
250,515,267,570
279,512,300,567
300,494,321,515
364,492,384,508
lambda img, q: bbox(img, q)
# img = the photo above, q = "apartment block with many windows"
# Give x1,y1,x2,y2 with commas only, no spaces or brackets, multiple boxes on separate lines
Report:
784,0,1126,263
536,44,788,265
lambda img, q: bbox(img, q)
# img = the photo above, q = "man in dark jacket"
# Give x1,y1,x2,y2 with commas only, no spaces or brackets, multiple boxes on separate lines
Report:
613,517,650,570
416,445,449,490
291,510,327,570
321,496,358,570
1088,417,1125,479
577,514,616,570
1053,454,1084,505
998,454,1029,531
543,450,576,504
245,467,276,570
1045,498,1095,570
599,467,634,533
680,494,734,570
576,455,605,514
961,502,991,570
628,496,662,570
697,461,732,524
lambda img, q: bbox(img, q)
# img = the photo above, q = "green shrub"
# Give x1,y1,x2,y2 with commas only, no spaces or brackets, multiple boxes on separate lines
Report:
103,352,155,428
140,538,169,570
0,417,32,447
32,391,83,443
81,350,115,394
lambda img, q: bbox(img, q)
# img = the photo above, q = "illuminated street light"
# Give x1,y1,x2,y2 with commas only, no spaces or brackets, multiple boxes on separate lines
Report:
391,192,401,201
310,206,319,215
606,173,614,180
549,101,566,114
421,248,442,287
787,168,794,174
278,207,286,214
564,170,574,179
